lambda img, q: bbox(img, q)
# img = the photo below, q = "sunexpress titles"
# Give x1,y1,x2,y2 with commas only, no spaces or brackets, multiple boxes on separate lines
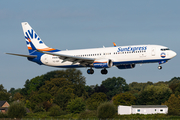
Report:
117,46,147,52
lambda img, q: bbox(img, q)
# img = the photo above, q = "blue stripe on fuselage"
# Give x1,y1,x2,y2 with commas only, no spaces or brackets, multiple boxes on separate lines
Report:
112,59,170,66
38,58,170,68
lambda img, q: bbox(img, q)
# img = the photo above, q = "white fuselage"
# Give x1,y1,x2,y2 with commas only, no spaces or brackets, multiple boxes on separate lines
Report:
40,45,176,68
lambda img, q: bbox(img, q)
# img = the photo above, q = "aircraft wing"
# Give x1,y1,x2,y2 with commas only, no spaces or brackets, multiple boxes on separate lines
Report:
6,53,37,58
37,50,95,66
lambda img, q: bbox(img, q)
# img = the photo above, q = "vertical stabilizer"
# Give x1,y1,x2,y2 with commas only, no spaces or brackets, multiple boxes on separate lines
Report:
21,22,57,53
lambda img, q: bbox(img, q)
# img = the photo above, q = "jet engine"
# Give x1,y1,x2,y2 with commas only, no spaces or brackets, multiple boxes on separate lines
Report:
93,59,113,68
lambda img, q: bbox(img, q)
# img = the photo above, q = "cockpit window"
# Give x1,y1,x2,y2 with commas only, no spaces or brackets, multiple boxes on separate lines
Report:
161,48,170,51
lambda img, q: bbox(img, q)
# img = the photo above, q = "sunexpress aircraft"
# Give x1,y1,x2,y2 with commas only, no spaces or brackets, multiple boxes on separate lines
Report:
6,22,177,74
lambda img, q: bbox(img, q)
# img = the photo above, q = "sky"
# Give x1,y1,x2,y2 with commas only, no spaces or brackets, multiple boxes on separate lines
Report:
0,0,180,91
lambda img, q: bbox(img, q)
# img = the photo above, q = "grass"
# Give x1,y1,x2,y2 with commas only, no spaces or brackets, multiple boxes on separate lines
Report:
1,112,180,120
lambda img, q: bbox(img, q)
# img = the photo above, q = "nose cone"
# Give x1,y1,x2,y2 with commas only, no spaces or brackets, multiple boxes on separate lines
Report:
171,51,177,58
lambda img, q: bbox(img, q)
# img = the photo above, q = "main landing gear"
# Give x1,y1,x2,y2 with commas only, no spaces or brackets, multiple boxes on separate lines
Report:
101,68,108,75
87,68,108,75
87,68,94,74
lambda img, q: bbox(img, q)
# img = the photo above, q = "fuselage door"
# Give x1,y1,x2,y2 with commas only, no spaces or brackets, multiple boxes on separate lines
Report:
152,47,156,56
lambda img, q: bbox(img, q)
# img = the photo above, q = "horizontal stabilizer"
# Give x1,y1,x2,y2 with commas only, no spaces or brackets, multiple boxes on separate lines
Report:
6,53,37,58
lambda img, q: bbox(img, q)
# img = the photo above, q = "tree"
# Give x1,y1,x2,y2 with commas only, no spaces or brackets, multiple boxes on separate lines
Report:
168,77,180,85
53,88,75,110
101,77,129,99
0,84,7,93
162,94,180,115
38,78,73,96
49,105,65,116
8,88,21,97
174,83,180,96
86,92,107,110
21,68,87,97
84,85,94,97
97,102,116,119
94,85,108,94
112,93,136,106
66,97,85,113
129,81,153,92
29,92,52,110
8,101,26,118
13,92,24,101
136,84,172,105
0,84,10,102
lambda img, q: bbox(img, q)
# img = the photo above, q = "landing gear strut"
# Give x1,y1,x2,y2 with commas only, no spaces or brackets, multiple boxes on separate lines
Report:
101,68,108,75
158,66,162,70
87,68,94,74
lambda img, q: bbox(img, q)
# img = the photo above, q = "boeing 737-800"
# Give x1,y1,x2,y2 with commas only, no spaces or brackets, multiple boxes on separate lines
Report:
6,22,177,74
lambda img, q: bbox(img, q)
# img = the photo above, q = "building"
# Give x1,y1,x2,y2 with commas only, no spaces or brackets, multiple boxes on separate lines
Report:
118,105,168,115
0,101,10,113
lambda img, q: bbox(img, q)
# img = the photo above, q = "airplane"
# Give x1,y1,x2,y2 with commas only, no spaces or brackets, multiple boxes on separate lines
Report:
6,22,177,75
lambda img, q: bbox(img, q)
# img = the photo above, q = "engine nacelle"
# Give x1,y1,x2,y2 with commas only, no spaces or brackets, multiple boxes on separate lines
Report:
93,59,113,68
117,64,135,69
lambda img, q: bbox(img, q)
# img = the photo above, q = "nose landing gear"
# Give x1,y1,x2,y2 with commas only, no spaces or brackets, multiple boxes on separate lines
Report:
158,66,162,70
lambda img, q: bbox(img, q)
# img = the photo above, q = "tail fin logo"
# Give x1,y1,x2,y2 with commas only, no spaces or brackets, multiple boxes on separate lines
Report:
25,29,43,45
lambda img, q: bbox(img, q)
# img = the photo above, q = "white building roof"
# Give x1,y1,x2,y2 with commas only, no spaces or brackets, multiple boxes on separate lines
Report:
132,105,168,108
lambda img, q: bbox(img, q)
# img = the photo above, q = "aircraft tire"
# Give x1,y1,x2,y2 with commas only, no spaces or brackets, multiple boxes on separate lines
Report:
87,69,94,74
101,68,108,74
158,66,162,70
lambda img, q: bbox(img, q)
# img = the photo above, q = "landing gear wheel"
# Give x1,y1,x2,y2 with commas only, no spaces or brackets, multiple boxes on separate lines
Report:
87,69,94,74
101,68,108,75
158,66,162,70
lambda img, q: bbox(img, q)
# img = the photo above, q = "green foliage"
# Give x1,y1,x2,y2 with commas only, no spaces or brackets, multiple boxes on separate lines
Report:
86,92,107,110
8,88,21,97
97,102,116,119
33,104,46,113
101,77,129,99
168,77,180,85
25,112,51,118
113,93,136,106
53,88,75,110
0,84,7,93
129,81,153,92
8,101,27,118
174,83,180,96
84,85,94,97
66,97,85,113
49,105,66,116
38,77,73,96
29,92,52,110
137,84,172,105
0,112,8,118
41,68,87,97
0,84,11,102
13,92,24,101
162,94,180,115
78,110,97,119
0,91,11,102
21,68,86,97
115,114,172,120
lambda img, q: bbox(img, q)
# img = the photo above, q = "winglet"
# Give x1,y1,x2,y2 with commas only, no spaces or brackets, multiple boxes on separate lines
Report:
113,42,117,47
